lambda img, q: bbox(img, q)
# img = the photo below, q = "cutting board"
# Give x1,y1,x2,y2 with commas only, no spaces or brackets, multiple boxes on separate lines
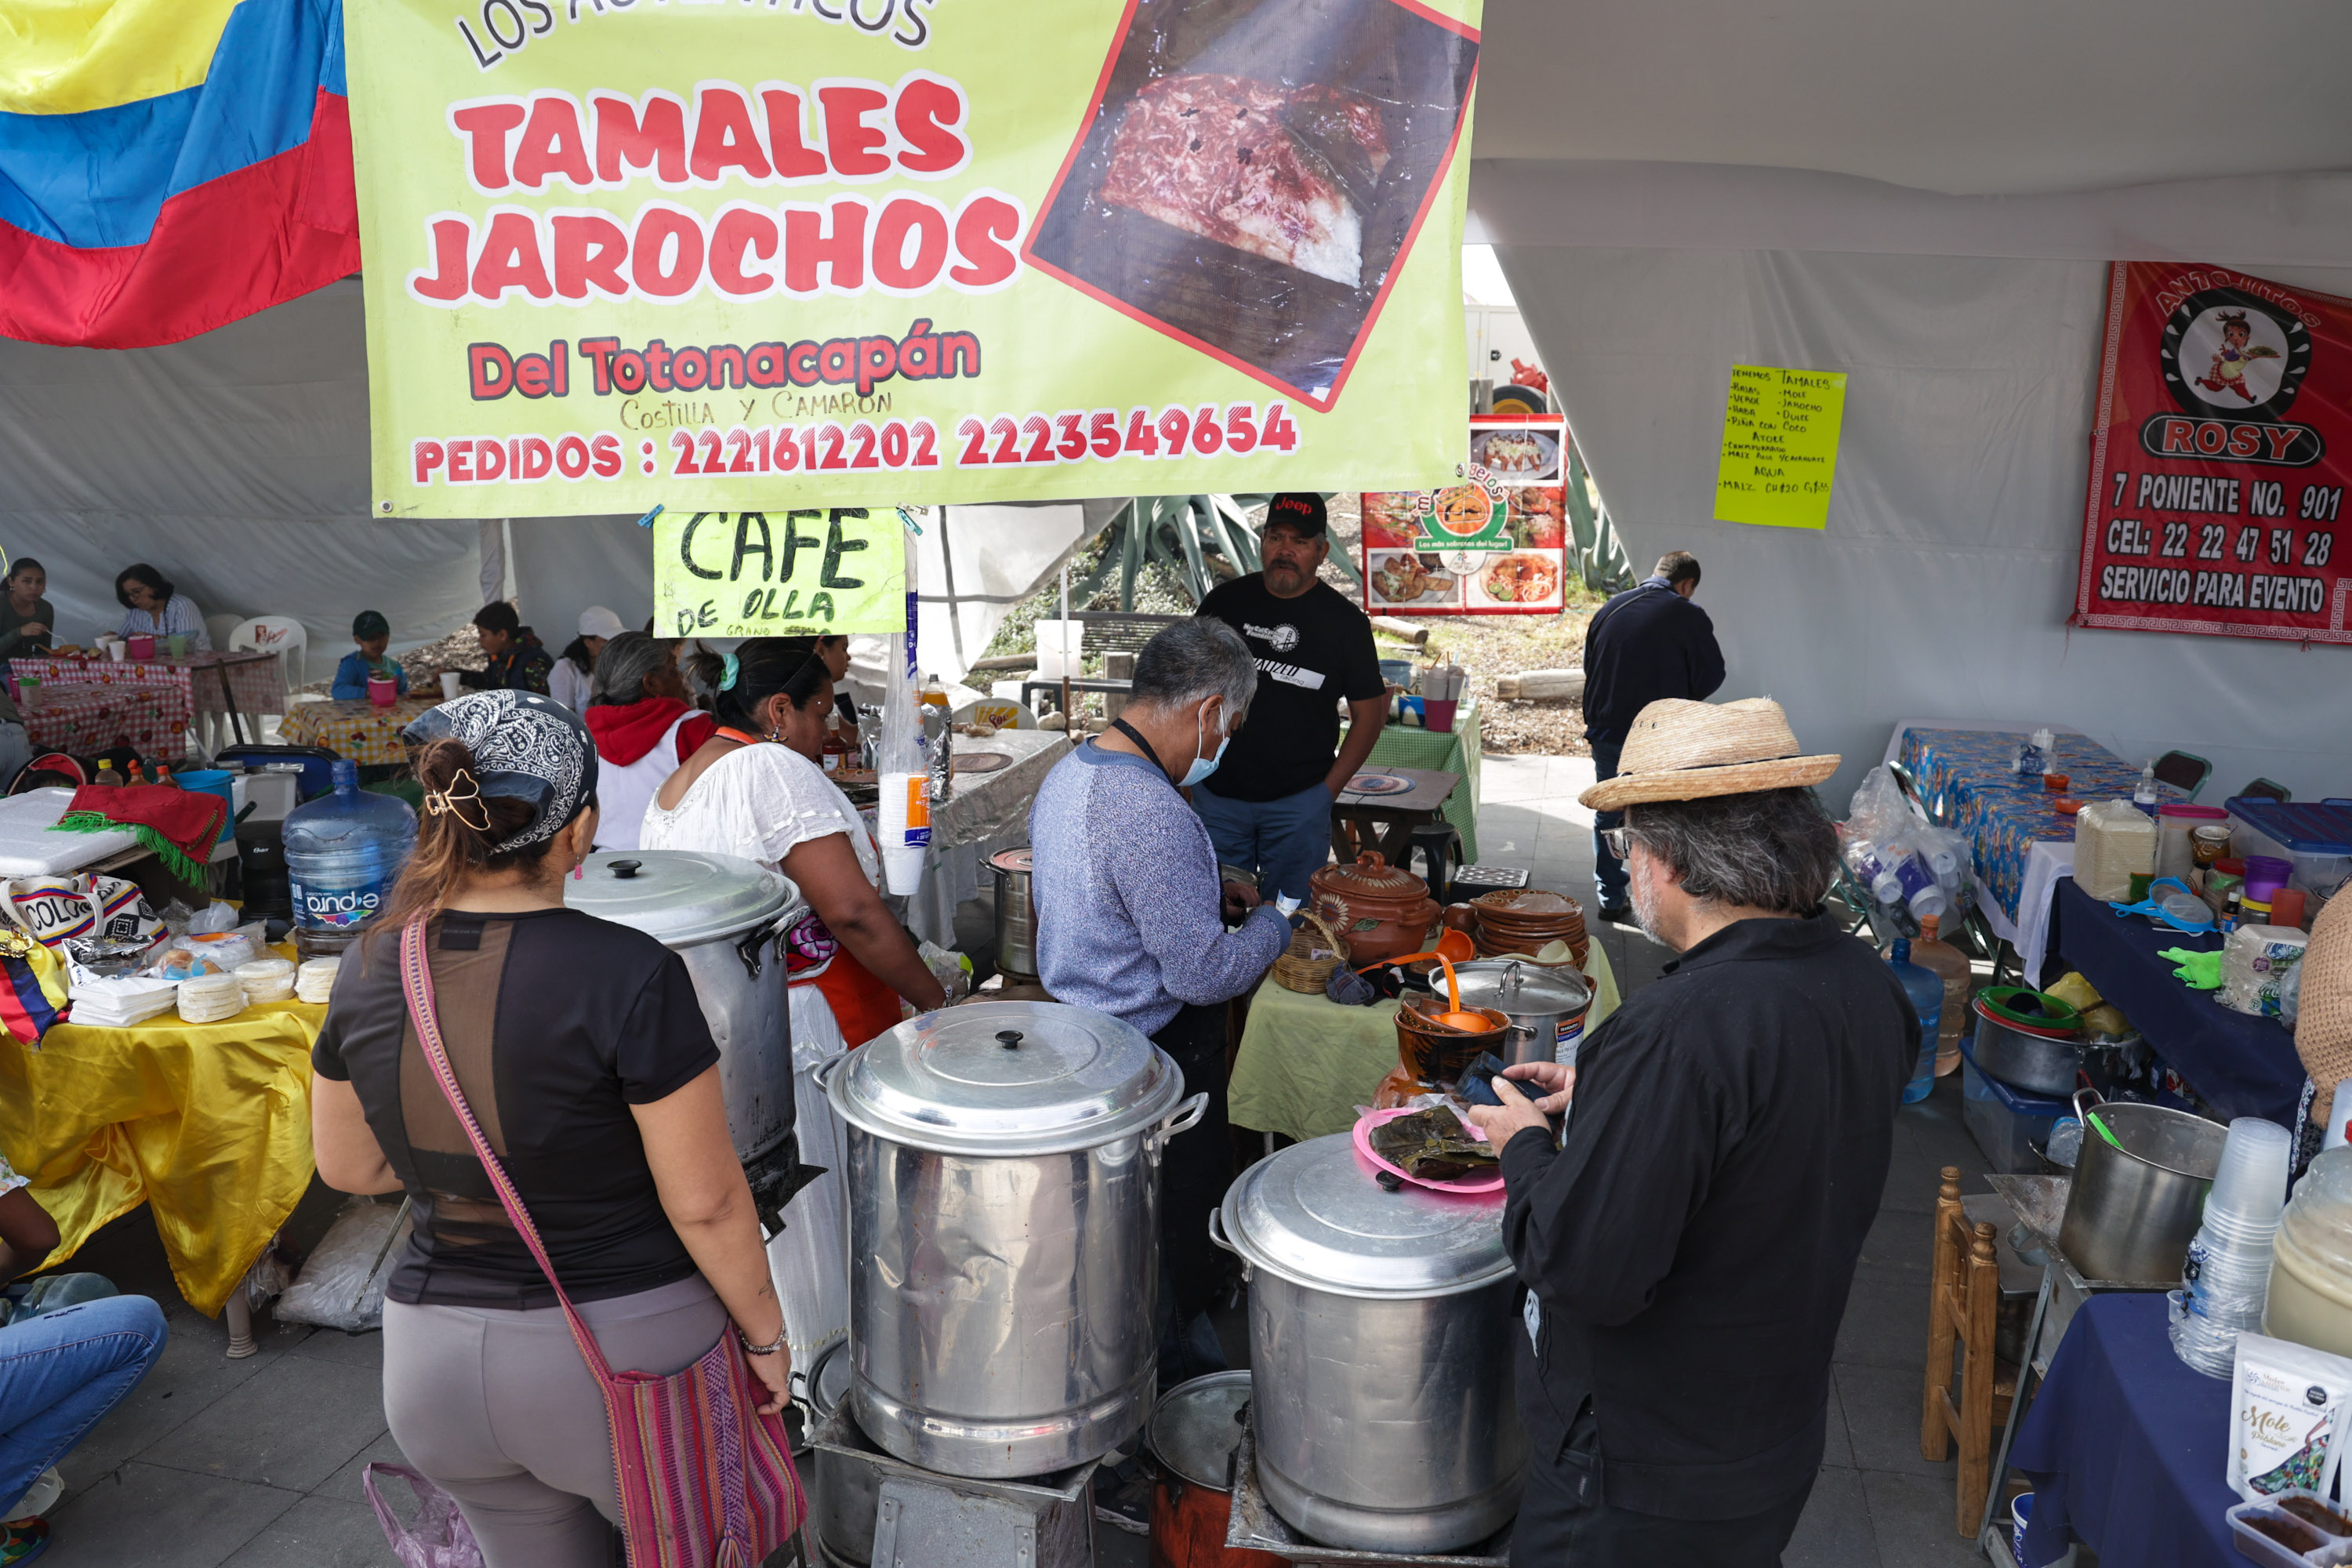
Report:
0,789,141,876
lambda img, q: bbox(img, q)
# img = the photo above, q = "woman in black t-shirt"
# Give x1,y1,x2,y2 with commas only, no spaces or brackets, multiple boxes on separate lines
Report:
310,690,788,1567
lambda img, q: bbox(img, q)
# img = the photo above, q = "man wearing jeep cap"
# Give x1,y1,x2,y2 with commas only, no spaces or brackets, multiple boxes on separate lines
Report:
1192,493,1387,902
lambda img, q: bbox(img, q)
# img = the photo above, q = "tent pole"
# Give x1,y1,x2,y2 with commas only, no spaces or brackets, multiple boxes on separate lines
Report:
1059,564,1071,722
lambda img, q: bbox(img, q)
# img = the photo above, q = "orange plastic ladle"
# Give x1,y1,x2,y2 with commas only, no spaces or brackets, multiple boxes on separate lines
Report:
1362,948,1488,1029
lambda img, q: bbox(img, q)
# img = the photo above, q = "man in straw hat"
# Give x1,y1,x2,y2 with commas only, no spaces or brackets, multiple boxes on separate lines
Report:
1467,698,1918,1567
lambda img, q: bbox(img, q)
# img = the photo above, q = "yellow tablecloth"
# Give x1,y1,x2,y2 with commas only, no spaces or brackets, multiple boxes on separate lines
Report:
278,695,442,765
1228,944,1620,1143
0,994,326,1316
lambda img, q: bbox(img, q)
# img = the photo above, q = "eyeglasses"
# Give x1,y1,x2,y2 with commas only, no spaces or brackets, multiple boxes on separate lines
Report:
1601,826,1632,860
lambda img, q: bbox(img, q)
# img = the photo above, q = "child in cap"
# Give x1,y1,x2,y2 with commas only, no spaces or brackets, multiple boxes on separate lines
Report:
330,611,408,701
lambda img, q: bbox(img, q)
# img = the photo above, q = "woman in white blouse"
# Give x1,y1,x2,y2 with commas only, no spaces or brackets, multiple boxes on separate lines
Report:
639,635,944,1383
113,565,211,651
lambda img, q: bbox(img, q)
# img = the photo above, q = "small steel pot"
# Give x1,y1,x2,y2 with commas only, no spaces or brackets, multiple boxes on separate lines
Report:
805,1341,877,1566
1969,994,2082,1098
1452,959,1593,1069
989,848,1038,978
2058,1089,2227,1282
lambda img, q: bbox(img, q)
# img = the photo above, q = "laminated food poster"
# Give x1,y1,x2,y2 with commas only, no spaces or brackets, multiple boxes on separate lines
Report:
2074,262,2352,645
1361,412,1568,615
344,0,1483,516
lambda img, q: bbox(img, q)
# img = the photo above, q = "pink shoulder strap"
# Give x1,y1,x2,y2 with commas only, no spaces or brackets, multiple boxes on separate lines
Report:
397,913,618,1388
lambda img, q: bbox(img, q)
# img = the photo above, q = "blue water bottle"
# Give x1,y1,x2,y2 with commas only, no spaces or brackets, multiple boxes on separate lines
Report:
284,760,417,942
1890,938,1943,1104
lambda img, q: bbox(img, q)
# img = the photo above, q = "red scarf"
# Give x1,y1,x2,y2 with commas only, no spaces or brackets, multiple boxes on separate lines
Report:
53,785,225,884
584,699,714,766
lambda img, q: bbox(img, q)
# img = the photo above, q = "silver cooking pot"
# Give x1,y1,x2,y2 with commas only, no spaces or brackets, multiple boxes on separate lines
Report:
988,847,1038,978
1452,959,1592,1069
819,1000,1207,1479
2059,1088,2227,1282
805,1341,876,1566
1211,1134,1524,1553
565,851,802,1223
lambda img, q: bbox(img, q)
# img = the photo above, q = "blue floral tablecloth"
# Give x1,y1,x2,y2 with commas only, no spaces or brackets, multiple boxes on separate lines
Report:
1896,729,2170,922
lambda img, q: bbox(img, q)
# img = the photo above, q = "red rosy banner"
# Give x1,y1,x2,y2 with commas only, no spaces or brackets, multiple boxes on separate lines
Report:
2074,261,2350,644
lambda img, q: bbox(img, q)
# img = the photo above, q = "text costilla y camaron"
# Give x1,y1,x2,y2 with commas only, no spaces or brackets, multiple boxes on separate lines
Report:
412,78,1024,305
452,0,944,71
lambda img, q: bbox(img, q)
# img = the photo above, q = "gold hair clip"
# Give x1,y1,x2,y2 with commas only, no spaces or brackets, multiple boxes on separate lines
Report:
423,768,492,831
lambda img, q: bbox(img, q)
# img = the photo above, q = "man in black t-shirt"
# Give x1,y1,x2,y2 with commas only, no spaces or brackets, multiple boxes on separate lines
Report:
1193,494,1387,902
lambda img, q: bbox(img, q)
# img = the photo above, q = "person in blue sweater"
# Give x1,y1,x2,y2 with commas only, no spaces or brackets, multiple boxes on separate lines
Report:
330,611,408,702
1580,552,1726,921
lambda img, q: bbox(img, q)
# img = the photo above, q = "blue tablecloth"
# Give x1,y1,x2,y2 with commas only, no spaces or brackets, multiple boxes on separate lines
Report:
2012,1292,2238,1568
1897,729,2165,922
2047,878,2303,1125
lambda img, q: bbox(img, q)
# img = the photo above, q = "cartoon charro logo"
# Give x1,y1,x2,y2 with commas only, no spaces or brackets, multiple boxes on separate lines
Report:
2141,285,2323,466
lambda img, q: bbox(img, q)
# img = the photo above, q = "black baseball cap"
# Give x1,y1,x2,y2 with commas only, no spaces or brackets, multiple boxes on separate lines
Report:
1265,492,1327,538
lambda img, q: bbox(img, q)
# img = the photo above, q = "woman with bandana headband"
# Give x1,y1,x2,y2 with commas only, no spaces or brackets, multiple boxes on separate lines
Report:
307,690,793,1563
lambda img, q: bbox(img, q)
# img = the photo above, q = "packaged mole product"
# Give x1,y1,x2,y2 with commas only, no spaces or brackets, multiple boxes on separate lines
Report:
2231,1331,2352,1502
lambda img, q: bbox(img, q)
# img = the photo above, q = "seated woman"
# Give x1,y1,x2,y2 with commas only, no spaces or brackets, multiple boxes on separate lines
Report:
330,611,408,702
641,637,946,1374
0,561,53,662
310,690,789,1563
550,607,627,712
113,564,210,651
584,633,714,852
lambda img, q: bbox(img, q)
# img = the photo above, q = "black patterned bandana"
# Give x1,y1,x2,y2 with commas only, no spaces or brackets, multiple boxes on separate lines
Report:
401,690,597,853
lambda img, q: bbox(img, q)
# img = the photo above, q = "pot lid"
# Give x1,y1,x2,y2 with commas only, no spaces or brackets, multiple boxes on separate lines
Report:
989,847,1033,873
826,1000,1181,1156
1312,853,1428,899
1453,959,1590,1014
1146,1372,1251,1492
1221,1132,1512,1298
564,850,797,946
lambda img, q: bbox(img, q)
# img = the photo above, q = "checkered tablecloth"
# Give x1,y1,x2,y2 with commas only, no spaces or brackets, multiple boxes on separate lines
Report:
1356,701,1483,862
12,652,285,730
1896,728,2176,922
276,696,441,766
20,683,184,760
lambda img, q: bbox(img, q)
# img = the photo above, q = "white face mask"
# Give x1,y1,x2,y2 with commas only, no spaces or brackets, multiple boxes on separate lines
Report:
1181,699,1233,786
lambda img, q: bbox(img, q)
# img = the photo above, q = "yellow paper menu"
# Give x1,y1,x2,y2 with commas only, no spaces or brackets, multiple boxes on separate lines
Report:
1715,365,1847,530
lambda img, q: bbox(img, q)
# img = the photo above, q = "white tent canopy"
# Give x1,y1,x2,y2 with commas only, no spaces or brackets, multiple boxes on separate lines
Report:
1467,0,2352,806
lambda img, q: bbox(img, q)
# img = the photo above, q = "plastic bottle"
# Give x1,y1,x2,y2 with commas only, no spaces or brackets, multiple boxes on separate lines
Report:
2134,760,2161,817
918,673,949,710
2016,729,2050,777
283,760,417,940
1907,915,1973,1076
93,757,122,788
1888,847,1949,920
1889,938,1943,1104
2266,1083,2352,1357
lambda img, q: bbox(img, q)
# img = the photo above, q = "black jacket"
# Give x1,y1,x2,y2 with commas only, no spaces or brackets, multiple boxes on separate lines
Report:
1498,913,1915,1519
459,630,554,696
1580,579,1726,743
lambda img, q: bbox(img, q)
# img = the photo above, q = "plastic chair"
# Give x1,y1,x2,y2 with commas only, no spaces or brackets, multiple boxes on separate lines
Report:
2151,750,2211,802
228,616,307,691
2239,778,2291,804
203,613,243,655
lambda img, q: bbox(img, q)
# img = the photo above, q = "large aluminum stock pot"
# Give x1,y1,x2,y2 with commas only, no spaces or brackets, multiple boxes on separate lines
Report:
1212,1134,1524,1554
819,1000,1207,1479
565,851,801,1221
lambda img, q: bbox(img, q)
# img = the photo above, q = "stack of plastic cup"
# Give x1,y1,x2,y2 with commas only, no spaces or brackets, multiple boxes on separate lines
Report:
2170,1116,2292,1377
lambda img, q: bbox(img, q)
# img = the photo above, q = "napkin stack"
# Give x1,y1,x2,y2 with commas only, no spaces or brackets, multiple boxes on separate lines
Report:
67,976,180,1029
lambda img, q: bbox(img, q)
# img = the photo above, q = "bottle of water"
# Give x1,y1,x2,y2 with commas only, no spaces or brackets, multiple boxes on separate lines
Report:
285,760,416,946
1889,938,1942,1104
2134,761,2161,817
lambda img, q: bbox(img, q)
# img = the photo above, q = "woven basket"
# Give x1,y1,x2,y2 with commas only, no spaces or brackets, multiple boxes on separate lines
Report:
1272,909,1351,995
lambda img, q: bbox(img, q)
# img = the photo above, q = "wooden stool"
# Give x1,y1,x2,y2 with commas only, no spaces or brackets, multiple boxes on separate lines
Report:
1920,1165,2016,1535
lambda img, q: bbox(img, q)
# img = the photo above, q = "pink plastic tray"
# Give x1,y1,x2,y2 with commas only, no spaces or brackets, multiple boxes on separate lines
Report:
1351,1105,1505,1195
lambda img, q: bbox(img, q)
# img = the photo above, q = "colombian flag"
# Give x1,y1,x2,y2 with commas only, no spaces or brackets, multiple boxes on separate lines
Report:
0,0,359,347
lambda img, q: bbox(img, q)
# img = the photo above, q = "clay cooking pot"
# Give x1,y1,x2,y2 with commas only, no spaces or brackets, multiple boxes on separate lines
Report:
1310,853,1440,967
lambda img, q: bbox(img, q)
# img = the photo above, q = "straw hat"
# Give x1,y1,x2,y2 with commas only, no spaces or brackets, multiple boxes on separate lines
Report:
1580,698,1839,810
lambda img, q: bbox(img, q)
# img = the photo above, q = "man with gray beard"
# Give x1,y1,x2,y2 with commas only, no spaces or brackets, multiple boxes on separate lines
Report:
1468,699,1916,1567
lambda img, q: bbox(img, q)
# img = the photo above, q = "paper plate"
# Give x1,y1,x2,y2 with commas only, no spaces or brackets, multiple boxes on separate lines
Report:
1350,1105,1504,1196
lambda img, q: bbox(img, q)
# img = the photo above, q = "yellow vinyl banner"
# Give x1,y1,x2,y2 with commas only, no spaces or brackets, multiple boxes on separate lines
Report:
345,0,1483,517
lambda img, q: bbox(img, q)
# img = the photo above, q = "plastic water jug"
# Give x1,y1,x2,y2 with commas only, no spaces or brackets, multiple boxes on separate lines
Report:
284,760,416,935
1889,938,1942,1104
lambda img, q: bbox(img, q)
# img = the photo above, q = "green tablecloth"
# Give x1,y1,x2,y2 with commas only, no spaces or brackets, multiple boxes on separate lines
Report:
1227,942,1621,1143
1352,701,1482,862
